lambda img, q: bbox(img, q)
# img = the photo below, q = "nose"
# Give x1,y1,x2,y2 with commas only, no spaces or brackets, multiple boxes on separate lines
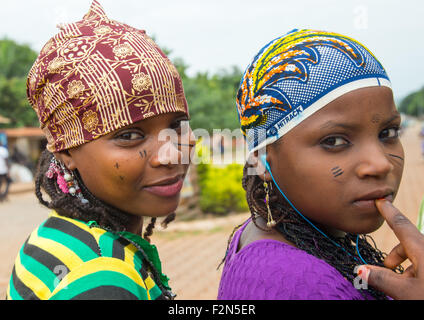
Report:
150,140,182,168
355,143,394,179
149,124,196,167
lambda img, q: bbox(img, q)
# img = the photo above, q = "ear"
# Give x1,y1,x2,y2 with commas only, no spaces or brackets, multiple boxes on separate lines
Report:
53,150,78,171
247,149,272,182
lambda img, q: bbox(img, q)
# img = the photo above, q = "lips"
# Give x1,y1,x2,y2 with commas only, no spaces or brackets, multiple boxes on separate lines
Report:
143,175,184,197
352,189,394,210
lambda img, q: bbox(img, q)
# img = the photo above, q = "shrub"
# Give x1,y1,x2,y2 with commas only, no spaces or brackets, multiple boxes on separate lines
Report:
197,163,248,215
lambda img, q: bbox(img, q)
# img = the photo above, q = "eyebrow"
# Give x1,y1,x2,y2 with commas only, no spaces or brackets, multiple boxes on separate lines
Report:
381,113,402,126
319,121,356,131
319,112,401,131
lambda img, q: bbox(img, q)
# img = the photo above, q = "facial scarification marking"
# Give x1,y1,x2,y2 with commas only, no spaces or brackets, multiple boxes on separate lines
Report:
331,166,344,178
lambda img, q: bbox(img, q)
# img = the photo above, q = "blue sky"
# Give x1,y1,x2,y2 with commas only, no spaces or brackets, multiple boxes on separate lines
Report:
1,0,423,101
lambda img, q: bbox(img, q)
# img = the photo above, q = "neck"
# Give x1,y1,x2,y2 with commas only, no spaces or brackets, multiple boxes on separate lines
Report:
126,215,144,235
75,171,143,234
317,223,347,239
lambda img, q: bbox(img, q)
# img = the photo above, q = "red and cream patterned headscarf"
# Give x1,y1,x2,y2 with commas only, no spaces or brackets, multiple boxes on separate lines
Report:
27,0,189,152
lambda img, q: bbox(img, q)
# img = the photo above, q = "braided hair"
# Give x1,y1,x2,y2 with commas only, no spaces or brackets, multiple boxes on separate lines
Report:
35,149,175,242
222,163,404,300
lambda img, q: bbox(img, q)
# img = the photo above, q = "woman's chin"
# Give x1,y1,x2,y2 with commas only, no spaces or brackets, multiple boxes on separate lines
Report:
132,196,180,218
348,216,385,235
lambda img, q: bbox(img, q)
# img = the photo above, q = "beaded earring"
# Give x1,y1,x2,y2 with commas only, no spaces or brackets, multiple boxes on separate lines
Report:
263,179,276,228
45,157,89,204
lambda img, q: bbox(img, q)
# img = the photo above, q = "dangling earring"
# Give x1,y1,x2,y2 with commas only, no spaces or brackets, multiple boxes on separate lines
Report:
263,179,276,228
45,157,89,204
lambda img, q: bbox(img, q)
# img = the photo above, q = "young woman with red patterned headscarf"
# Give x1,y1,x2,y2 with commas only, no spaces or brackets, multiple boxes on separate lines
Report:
7,1,194,300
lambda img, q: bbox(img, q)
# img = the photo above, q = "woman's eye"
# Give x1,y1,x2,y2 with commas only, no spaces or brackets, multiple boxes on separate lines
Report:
170,119,188,130
379,127,399,140
321,136,350,148
117,132,144,140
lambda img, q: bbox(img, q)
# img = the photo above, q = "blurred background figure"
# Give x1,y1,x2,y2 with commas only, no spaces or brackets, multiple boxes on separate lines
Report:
420,124,424,158
0,136,11,201
421,138,424,158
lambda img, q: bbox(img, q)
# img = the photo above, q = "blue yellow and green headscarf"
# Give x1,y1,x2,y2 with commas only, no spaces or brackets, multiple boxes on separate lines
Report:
237,29,391,153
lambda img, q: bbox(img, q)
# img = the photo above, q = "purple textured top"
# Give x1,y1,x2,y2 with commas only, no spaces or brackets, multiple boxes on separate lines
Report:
217,219,373,300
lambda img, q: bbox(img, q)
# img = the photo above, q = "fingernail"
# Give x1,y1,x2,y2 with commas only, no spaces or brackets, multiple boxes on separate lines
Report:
357,265,370,281
380,199,393,206
375,198,392,207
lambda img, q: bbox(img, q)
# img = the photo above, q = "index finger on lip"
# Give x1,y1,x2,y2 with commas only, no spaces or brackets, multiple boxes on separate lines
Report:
375,199,424,262
375,199,412,227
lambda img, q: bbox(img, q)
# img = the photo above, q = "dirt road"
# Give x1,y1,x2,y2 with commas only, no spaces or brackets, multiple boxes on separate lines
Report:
1,122,423,300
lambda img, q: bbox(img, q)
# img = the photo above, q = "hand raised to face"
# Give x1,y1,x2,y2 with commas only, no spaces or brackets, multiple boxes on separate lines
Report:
358,199,424,300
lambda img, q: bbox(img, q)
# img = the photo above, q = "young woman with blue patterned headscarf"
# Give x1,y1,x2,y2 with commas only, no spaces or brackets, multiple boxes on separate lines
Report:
217,29,412,300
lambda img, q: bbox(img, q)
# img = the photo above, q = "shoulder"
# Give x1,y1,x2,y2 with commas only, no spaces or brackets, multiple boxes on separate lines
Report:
35,212,138,262
219,239,363,300
48,256,155,300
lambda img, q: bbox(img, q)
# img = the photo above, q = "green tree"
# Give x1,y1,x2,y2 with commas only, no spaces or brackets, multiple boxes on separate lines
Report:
182,66,242,132
151,37,243,132
0,38,38,128
399,86,424,117
0,38,37,78
0,75,39,127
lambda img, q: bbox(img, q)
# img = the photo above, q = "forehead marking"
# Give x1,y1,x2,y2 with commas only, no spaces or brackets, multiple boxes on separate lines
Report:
371,114,381,123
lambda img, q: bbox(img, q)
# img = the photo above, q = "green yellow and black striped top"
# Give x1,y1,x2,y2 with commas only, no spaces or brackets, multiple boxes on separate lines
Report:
6,211,173,300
